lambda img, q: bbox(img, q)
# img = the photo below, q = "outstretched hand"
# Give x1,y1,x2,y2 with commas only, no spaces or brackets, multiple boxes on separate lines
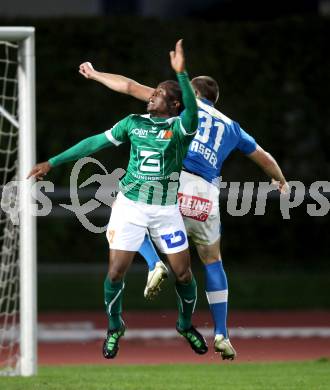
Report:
79,62,97,79
170,39,185,73
272,179,290,195
27,161,52,180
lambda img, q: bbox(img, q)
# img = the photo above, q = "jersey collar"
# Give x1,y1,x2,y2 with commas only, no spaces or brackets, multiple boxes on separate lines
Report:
141,113,178,125
198,97,214,107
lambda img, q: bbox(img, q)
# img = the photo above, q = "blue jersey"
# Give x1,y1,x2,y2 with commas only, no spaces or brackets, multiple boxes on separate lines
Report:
182,98,257,184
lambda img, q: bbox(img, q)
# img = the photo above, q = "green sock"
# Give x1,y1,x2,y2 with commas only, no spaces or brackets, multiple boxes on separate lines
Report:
104,276,124,330
175,276,197,330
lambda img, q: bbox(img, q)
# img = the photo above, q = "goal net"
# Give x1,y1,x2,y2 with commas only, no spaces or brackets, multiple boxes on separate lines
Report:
0,27,36,376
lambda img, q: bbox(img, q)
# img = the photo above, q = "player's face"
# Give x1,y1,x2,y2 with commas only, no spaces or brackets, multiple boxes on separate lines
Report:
147,83,171,116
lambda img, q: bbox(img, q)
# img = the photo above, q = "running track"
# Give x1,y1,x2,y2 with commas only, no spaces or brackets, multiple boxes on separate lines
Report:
38,311,330,365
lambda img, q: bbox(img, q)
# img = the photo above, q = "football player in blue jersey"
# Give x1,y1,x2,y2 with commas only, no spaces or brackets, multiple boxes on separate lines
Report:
79,63,289,360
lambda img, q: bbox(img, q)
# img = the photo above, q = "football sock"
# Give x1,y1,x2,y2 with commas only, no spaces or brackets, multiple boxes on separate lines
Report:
175,276,197,330
104,276,125,330
204,260,228,338
138,233,160,271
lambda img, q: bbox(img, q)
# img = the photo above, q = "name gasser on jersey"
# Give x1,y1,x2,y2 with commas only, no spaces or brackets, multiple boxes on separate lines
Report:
189,139,217,167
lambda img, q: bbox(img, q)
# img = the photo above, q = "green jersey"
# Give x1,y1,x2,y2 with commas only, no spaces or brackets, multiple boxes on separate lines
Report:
105,112,195,205
48,72,198,206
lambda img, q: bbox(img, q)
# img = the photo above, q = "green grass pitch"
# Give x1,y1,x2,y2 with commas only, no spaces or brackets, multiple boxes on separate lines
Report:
1,360,329,390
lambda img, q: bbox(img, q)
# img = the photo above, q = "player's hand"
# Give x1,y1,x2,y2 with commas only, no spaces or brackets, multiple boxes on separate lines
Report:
272,179,290,195
79,62,96,79
170,39,185,74
27,161,52,180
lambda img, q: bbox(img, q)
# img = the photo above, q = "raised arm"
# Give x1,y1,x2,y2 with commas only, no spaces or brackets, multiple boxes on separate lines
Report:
170,40,198,134
248,145,289,194
27,133,112,180
79,62,154,102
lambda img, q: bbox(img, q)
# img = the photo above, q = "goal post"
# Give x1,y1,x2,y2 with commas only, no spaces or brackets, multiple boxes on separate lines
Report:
0,27,37,376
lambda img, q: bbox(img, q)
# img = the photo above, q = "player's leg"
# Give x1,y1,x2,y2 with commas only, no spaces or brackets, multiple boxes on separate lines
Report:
166,248,194,329
104,249,135,330
103,192,147,359
178,170,236,359
139,233,160,270
195,238,236,360
166,249,207,355
139,233,169,299
150,205,207,355
196,238,227,336
103,249,135,359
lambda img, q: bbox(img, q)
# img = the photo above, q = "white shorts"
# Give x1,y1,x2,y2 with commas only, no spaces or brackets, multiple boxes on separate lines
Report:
106,192,189,254
178,170,220,246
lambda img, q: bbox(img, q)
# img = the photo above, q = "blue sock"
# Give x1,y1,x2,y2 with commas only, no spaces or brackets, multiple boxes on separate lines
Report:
138,234,160,271
204,260,228,338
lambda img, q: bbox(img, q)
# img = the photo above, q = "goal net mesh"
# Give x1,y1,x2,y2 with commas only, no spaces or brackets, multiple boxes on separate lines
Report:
0,40,20,376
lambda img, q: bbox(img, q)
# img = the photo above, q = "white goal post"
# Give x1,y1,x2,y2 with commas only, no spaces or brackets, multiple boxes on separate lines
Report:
0,27,37,376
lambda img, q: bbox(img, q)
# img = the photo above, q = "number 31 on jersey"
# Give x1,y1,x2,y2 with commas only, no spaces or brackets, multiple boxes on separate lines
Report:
189,111,225,167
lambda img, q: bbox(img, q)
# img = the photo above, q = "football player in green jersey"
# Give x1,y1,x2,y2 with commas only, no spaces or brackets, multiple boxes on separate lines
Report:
27,40,208,359
79,51,289,361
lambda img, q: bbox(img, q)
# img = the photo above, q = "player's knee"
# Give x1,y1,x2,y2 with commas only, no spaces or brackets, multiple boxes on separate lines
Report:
201,256,221,265
175,268,192,283
108,267,124,282
197,242,221,264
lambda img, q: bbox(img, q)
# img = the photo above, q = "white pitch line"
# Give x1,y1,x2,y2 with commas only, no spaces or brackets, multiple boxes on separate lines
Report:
2,323,330,342
35,325,330,342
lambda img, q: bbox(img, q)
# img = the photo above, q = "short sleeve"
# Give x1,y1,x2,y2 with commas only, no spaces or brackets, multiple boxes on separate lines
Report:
104,115,131,146
236,126,257,154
